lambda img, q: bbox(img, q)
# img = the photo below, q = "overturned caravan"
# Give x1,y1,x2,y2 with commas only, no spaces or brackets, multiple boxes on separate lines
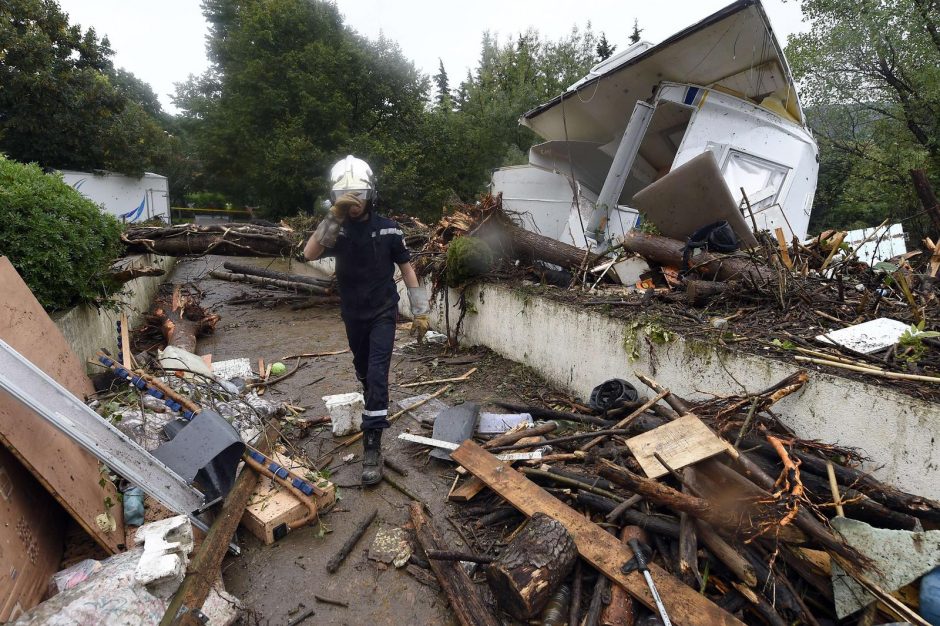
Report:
492,0,818,251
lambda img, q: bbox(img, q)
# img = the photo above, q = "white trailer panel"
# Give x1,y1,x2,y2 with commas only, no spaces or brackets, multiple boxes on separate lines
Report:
59,170,170,223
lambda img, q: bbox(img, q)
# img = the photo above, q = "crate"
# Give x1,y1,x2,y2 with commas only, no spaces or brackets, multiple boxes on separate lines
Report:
240,452,335,545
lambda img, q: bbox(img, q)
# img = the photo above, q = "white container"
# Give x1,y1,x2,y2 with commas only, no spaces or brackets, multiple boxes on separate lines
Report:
324,392,364,436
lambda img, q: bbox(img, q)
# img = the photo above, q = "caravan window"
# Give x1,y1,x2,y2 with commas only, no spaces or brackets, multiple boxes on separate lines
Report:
721,151,789,211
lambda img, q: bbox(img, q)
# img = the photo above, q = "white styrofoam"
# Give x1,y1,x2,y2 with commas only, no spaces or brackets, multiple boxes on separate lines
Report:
816,318,910,354
134,515,194,597
324,392,364,436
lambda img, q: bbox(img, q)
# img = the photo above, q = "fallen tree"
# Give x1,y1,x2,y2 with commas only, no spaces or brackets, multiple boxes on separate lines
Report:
222,261,332,287
209,270,332,295
122,223,303,258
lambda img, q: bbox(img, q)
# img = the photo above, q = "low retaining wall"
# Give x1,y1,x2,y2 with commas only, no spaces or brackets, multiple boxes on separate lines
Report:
54,254,176,372
400,280,940,500
311,257,940,498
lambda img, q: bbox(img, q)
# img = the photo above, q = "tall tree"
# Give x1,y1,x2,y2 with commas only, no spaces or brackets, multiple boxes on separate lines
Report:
434,59,452,111
0,0,175,177
596,32,616,61
787,0,940,236
629,19,644,44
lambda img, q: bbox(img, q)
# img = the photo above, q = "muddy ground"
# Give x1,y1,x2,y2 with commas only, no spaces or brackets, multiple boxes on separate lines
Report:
161,256,558,626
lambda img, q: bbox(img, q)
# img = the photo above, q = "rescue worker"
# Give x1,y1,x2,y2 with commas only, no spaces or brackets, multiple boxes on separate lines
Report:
303,156,430,485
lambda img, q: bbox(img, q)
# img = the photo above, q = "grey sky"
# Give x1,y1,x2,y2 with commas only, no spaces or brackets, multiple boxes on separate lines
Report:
55,0,809,114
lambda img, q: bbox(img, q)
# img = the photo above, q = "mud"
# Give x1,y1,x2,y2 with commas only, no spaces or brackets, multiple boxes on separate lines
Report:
163,256,554,625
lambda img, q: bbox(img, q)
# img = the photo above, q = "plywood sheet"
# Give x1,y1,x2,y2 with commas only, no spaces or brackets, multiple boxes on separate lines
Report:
0,444,65,621
451,441,743,626
625,413,729,478
0,257,124,553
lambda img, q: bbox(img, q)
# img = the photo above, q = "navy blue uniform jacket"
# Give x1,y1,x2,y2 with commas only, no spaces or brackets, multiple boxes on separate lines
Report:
327,212,411,320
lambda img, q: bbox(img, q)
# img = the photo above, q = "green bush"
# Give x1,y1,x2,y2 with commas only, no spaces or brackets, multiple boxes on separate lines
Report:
185,191,229,209
0,155,123,310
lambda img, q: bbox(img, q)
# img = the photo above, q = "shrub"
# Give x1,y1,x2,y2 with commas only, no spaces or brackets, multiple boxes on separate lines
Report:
185,191,229,209
446,236,494,287
0,155,123,310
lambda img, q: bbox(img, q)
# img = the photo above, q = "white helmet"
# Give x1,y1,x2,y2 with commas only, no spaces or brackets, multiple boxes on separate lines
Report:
329,155,375,203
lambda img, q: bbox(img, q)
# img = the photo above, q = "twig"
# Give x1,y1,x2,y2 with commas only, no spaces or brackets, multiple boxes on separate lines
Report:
579,389,670,451
383,473,422,502
314,594,349,608
795,355,940,383
826,461,845,517
425,549,494,564
286,608,316,626
281,348,350,360
398,367,478,388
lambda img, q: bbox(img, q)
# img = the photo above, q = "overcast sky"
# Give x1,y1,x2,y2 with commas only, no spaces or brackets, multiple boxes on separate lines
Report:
55,0,809,114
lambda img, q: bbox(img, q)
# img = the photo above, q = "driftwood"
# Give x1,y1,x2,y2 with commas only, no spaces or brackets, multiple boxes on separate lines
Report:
109,256,166,284
326,509,377,573
209,270,332,295
410,502,501,626
153,286,219,353
486,513,577,619
621,231,774,284
123,222,302,257
222,261,332,287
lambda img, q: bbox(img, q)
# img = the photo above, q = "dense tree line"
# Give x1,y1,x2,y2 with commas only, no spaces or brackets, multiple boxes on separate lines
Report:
3,0,937,237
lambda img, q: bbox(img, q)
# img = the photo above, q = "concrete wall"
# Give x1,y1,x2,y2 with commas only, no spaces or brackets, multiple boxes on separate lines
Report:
403,280,940,500
53,254,176,371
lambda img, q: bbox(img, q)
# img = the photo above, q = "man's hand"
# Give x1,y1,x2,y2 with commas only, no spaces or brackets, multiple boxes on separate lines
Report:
332,192,363,218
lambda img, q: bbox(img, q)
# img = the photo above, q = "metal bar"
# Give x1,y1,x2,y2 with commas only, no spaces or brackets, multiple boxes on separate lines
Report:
397,433,545,461
0,339,205,517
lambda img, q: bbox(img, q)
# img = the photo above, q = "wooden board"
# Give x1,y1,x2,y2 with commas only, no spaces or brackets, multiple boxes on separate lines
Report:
451,441,744,626
625,413,729,478
0,257,125,553
241,452,335,544
0,444,65,621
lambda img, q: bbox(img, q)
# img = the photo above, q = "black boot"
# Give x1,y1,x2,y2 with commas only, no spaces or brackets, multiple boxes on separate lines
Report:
361,428,383,486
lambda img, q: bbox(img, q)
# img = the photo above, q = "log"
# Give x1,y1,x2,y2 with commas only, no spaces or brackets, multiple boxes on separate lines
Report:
600,526,644,626
494,402,615,427
222,261,332,287
160,421,277,626
685,279,730,305
209,270,332,295
621,231,774,284
122,222,302,258
488,219,588,270
410,502,500,626
486,512,578,620
153,287,219,353
326,509,377,574
108,256,166,284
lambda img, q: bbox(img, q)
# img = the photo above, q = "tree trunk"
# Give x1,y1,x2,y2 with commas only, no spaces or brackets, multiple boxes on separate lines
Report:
621,231,774,284
410,502,500,626
122,223,302,258
486,512,578,620
109,256,166,284
222,261,332,287
910,169,940,234
209,270,332,295
480,218,588,270
153,286,220,353
685,279,731,305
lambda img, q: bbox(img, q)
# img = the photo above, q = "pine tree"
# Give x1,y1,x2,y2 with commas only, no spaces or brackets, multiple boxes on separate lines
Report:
595,32,616,61
629,19,644,44
433,59,452,111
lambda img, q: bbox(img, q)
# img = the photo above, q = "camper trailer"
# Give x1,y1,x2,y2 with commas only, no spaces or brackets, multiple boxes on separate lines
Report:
493,0,818,251
59,170,171,224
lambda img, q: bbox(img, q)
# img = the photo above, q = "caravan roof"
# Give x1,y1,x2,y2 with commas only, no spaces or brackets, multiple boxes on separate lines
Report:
521,0,805,144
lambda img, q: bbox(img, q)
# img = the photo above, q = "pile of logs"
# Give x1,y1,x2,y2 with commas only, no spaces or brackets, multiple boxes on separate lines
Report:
403,370,940,626
122,223,304,258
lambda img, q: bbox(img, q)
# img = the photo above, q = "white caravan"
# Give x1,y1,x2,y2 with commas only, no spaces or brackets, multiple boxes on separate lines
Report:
59,170,171,224
492,0,818,251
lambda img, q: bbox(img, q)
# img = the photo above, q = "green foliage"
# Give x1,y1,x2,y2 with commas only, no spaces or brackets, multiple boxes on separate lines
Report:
446,236,494,286
185,191,230,209
0,0,182,180
898,320,940,362
596,33,617,61
0,155,122,310
787,0,940,237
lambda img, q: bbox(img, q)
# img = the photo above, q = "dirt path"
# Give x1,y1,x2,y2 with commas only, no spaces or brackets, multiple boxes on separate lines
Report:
164,256,554,625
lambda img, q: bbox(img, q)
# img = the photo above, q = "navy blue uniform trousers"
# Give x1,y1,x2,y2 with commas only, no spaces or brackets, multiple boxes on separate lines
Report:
343,305,397,430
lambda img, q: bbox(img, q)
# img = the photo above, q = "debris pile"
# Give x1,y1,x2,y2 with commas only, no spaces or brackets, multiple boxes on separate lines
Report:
394,370,940,625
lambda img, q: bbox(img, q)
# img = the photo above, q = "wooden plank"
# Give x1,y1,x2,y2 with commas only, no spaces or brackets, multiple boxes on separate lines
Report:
775,228,793,269
119,311,133,370
0,257,124,554
241,452,335,545
625,413,729,478
451,441,744,626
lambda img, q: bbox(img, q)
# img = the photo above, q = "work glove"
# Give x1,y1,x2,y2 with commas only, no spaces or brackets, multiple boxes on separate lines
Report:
408,286,431,342
312,192,362,249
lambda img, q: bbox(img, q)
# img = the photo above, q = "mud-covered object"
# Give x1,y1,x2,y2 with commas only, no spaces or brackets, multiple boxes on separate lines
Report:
681,220,740,270
589,379,639,411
